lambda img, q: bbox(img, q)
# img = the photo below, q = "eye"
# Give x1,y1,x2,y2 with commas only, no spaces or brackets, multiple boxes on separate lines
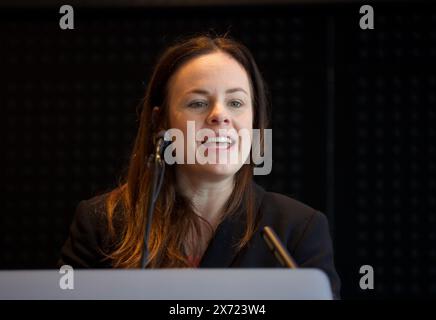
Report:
188,101,208,108
229,100,243,108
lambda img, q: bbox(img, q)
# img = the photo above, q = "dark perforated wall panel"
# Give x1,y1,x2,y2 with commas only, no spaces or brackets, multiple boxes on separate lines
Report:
0,3,434,298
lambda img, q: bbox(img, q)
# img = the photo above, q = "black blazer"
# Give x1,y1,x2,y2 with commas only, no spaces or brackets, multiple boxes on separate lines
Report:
59,182,341,299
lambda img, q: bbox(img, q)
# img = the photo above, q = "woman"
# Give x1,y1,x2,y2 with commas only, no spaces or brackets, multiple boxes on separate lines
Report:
59,34,341,299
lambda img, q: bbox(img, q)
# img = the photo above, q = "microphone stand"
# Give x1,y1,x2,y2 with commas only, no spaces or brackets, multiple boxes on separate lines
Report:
141,137,167,268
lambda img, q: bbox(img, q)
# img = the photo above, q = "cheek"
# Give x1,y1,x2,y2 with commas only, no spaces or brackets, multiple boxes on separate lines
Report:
168,113,188,135
167,107,180,129
168,107,203,129
236,108,254,130
175,118,203,152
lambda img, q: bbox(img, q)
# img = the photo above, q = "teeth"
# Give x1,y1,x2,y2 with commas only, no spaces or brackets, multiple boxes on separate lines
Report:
203,136,232,144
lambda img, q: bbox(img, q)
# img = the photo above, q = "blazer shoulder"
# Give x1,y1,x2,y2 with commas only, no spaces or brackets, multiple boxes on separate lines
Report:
72,192,112,236
260,191,319,224
258,191,341,299
58,191,115,268
259,191,331,254
76,190,122,246
81,191,111,215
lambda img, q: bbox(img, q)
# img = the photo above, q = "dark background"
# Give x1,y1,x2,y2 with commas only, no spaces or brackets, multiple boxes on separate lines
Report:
0,1,435,299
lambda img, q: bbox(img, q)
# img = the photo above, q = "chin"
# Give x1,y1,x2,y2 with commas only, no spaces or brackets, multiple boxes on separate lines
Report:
199,163,242,179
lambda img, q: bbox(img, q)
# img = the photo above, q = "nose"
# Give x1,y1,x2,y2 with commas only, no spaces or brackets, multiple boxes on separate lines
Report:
206,101,230,126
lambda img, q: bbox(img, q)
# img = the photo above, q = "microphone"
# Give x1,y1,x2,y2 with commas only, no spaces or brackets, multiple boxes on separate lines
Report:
141,130,171,268
154,130,172,161
261,226,298,269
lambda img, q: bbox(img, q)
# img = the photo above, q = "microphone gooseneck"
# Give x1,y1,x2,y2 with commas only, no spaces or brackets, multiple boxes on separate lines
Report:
141,131,170,268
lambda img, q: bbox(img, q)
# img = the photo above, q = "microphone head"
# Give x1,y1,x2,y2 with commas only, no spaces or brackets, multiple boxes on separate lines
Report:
155,130,172,141
156,130,166,138
154,130,172,159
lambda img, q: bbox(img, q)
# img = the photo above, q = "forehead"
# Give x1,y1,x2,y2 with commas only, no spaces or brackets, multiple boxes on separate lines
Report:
168,51,251,94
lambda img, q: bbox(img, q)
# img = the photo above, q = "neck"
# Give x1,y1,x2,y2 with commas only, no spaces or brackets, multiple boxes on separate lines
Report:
175,169,235,226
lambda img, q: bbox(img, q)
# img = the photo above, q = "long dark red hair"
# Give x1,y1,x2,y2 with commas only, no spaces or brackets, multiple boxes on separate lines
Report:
104,34,270,268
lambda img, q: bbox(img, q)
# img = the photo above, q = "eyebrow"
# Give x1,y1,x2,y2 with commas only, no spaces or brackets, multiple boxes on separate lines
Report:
186,88,248,95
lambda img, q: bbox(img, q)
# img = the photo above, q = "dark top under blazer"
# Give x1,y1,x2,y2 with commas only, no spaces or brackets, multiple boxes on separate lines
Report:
59,182,341,299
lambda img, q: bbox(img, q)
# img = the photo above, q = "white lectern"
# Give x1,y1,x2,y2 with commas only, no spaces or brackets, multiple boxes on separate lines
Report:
0,269,332,300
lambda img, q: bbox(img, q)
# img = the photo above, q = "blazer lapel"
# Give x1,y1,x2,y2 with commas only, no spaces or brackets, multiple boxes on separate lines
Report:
198,209,246,268
199,182,266,268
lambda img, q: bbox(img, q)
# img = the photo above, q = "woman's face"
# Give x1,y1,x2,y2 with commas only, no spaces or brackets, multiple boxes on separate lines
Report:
166,51,253,180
